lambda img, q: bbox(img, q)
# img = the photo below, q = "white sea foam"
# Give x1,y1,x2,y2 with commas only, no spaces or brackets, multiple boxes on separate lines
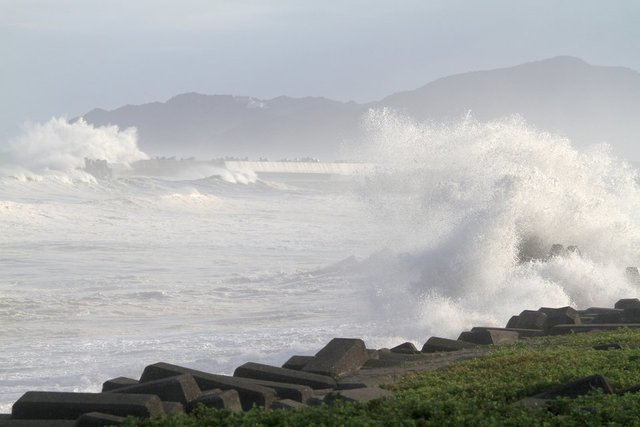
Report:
352,109,640,337
138,163,258,184
0,118,263,186
215,167,258,184
0,117,147,178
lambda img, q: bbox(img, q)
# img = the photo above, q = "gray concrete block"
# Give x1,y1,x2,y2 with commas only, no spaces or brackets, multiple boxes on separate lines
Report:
305,397,325,406
533,375,613,399
139,362,276,411
362,358,403,368
505,315,519,328
458,329,518,346
584,307,624,315
241,379,313,403
377,350,434,363
615,298,640,310
305,388,334,406
589,308,624,324
421,337,477,353
281,355,314,371
389,342,419,354
515,310,547,330
109,374,201,406
302,338,368,378
75,412,125,427
622,307,640,323
539,306,581,331
579,315,596,324
101,377,139,392
234,362,337,390
0,420,76,427
11,392,164,420
336,381,368,390
470,327,544,339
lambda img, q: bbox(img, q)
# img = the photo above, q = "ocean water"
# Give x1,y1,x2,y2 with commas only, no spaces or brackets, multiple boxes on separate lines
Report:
2,113,640,411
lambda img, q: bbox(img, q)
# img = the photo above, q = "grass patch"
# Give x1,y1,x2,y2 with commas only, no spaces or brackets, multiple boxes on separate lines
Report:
125,329,640,426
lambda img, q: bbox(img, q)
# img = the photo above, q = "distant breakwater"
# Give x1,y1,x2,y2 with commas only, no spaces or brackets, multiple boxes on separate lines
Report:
224,161,376,176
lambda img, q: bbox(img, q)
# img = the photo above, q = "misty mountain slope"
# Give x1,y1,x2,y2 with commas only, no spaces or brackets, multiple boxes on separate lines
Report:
81,57,640,160
82,93,365,159
380,56,640,158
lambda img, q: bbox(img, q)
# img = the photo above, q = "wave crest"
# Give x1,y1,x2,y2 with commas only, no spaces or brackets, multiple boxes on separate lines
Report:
1,118,148,177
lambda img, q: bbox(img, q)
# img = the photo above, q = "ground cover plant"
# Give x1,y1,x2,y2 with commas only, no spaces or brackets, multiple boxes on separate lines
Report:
125,329,640,426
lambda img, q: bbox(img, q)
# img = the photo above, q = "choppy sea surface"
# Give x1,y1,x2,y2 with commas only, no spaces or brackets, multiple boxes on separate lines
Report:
2,112,640,411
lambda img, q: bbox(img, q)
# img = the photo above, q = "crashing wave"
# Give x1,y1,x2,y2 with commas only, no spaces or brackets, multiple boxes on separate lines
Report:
351,109,640,337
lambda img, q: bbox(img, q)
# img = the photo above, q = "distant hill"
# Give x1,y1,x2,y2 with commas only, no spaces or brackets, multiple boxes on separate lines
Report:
81,57,640,160
81,94,365,160
381,56,640,160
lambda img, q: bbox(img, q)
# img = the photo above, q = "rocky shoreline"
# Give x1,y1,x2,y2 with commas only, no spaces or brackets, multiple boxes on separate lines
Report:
3,297,640,426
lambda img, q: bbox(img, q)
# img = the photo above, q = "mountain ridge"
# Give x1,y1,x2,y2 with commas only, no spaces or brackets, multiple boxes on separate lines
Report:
80,56,640,160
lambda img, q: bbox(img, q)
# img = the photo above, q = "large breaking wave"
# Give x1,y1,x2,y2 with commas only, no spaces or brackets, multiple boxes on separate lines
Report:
0,118,147,181
354,109,640,338
0,118,263,185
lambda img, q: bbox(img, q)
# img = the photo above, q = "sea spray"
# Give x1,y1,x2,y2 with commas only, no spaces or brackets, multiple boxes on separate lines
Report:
0,118,147,179
353,109,640,338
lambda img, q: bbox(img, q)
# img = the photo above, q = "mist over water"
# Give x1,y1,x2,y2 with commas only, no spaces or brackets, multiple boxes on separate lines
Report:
2,112,640,410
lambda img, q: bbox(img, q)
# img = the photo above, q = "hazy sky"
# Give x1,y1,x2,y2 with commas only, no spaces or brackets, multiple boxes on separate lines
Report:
1,0,639,139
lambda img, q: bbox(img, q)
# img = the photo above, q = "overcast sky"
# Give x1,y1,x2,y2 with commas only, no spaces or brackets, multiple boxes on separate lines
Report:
1,0,639,140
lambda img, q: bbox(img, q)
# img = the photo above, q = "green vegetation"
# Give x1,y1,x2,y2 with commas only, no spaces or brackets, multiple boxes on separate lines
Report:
126,330,640,426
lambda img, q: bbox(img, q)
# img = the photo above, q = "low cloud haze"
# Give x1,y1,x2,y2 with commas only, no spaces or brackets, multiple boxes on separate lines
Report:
1,1,639,144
